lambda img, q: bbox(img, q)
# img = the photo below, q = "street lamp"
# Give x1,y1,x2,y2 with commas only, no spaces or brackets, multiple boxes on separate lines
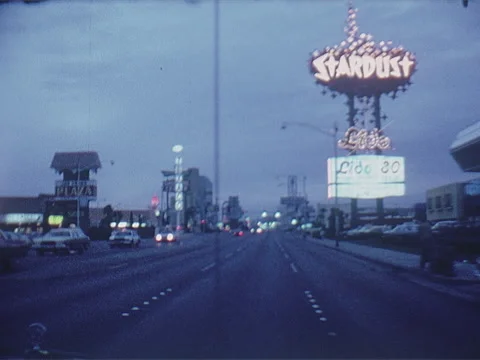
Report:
281,121,340,246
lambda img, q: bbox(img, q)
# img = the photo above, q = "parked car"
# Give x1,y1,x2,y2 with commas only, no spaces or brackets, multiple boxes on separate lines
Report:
382,223,420,242
109,229,141,248
0,229,31,270
154,226,178,243
32,228,90,256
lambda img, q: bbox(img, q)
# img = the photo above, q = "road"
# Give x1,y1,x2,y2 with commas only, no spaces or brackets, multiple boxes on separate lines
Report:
1,231,480,359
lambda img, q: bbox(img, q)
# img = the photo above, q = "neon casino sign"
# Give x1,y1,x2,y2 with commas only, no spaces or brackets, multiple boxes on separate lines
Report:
338,127,391,151
312,53,414,82
309,4,416,98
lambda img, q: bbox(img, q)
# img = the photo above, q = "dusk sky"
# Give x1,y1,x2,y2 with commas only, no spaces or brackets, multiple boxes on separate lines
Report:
0,0,479,215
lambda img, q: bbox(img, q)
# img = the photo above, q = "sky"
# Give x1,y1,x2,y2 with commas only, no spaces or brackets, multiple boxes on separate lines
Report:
0,0,479,216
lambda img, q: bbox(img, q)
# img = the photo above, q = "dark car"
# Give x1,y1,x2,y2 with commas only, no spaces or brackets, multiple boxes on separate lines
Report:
232,229,244,237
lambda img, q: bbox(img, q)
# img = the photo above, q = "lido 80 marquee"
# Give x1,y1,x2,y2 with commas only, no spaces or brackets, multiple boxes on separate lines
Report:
309,2,415,200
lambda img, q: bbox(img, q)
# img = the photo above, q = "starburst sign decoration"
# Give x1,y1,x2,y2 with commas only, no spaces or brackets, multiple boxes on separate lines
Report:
309,2,416,98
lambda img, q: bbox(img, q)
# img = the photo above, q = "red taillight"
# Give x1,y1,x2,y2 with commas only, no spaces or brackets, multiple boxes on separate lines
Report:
239,231,244,236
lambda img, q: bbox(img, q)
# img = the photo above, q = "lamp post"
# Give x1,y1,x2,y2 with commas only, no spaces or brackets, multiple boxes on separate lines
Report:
281,121,340,246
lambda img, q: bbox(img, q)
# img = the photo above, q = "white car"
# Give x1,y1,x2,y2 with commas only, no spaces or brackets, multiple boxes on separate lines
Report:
109,229,141,248
33,228,90,256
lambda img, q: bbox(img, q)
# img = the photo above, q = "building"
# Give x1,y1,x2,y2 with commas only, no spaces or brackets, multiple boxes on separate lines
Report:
426,179,480,222
48,151,101,231
0,194,52,232
450,121,480,172
161,168,213,229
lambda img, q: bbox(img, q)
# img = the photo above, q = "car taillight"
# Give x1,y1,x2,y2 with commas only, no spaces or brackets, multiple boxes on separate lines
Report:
239,231,244,236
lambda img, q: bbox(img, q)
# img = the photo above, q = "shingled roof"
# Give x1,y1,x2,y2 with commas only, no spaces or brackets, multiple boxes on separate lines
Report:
51,151,102,172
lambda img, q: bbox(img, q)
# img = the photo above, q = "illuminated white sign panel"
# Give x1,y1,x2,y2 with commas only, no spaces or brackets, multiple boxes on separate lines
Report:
0,213,43,224
327,155,405,199
328,183,405,199
312,53,414,82
338,127,391,151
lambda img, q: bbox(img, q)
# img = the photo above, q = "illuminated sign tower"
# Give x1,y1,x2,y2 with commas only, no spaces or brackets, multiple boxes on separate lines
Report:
309,2,416,225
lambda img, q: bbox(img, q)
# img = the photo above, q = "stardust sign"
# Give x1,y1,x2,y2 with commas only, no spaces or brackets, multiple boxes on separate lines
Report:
312,53,415,83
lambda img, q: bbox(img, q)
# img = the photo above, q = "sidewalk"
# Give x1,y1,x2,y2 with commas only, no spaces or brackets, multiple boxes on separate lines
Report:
307,237,480,284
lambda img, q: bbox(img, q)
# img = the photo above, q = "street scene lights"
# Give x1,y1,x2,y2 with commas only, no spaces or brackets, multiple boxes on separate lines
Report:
281,121,340,245
261,211,268,218
172,145,184,231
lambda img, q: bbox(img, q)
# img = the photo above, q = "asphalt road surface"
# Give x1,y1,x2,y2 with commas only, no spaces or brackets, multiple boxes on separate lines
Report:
1,231,480,359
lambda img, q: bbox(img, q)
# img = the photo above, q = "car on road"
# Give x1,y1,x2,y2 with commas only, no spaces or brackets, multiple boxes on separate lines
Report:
155,227,178,243
32,228,90,256
109,229,141,248
232,229,244,237
0,229,31,270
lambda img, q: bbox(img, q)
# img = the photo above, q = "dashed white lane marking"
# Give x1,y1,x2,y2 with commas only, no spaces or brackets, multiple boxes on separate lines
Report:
143,301,149,305
304,290,311,294
160,292,166,296
131,306,139,311
309,299,316,303
201,263,216,272
236,248,242,252
319,317,327,322
328,332,337,336
166,288,172,292
306,294,313,298
284,253,290,260
225,252,233,259
152,296,158,300
312,304,320,309
121,313,130,317
108,262,128,270
290,263,298,273
315,309,323,314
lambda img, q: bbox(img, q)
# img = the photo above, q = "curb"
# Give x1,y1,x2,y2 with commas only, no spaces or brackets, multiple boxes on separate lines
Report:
306,237,480,286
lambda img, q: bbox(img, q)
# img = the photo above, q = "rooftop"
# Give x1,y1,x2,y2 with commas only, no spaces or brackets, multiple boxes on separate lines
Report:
51,151,102,173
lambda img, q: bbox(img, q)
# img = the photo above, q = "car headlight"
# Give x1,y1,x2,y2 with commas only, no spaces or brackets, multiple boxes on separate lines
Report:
167,233,174,241
155,234,162,242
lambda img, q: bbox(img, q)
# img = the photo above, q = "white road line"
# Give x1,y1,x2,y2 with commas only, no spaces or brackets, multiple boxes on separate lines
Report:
328,332,337,336
312,304,320,309
131,306,139,311
121,313,130,317
166,288,173,292
236,248,242,252
306,294,313,298
319,317,327,322
108,263,128,270
160,292,166,296
304,290,311,294
143,301,149,305
309,299,316,303
201,263,216,272
315,309,323,314
290,263,298,273
152,296,158,300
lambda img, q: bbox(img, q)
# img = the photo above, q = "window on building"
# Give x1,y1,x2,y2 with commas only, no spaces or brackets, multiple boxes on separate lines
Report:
444,193,453,209
435,195,442,209
427,197,433,211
